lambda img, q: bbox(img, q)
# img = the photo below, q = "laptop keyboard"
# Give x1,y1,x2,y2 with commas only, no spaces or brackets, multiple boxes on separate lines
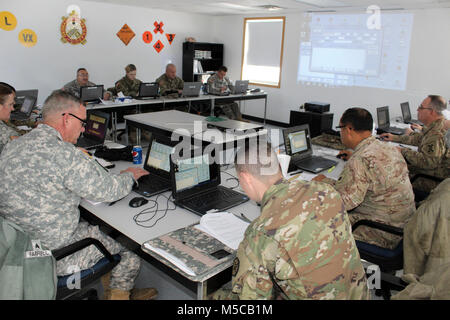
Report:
136,175,168,193
184,187,245,211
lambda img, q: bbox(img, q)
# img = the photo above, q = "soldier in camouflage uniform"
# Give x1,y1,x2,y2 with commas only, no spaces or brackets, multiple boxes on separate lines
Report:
213,141,369,300
380,95,449,192
62,67,112,100
314,108,415,249
207,66,243,121
155,63,184,97
0,83,22,154
0,90,157,300
115,64,142,98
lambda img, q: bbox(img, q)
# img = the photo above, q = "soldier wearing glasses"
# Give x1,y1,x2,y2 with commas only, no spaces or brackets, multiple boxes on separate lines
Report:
380,95,449,192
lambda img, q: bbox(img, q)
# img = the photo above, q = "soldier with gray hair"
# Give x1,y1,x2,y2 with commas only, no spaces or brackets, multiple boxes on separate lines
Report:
0,90,157,300
380,95,449,192
213,140,368,300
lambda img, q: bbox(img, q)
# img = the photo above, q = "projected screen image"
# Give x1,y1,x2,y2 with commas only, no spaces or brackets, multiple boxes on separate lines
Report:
147,141,173,172
288,131,308,154
297,13,414,90
175,155,210,192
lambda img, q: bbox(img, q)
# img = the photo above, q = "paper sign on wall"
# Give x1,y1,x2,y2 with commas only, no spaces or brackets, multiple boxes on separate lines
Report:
19,29,37,47
0,11,17,31
166,33,175,45
117,24,135,46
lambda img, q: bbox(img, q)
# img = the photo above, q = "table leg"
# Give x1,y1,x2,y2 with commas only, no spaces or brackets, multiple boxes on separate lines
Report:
197,281,208,300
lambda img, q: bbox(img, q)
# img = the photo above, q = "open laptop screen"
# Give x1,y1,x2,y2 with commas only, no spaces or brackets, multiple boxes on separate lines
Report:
84,112,108,140
174,154,211,192
20,96,35,114
283,125,313,157
401,102,411,121
80,85,103,103
288,130,308,154
377,107,389,127
138,82,159,98
146,140,173,172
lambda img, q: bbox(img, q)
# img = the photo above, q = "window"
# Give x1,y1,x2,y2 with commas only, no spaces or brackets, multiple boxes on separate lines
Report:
241,17,286,88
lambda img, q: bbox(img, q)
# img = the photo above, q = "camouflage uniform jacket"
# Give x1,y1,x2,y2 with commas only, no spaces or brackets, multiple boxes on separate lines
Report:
0,124,134,250
323,136,415,228
155,73,184,96
392,118,450,179
207,73,234,95
62,79,97,98
115,76,142,97
0,120,20,154
229,179,369,300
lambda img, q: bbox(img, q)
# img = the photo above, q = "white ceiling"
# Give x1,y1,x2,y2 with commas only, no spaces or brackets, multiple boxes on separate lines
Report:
83,0,450,15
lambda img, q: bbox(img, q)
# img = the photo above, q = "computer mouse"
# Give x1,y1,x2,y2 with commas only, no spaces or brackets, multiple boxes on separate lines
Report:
129,197,148,208
336,153,348,160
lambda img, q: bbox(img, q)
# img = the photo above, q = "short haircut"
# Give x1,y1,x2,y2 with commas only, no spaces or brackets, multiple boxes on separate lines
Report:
340,107,373,132
42,90,82,121
77,68,87,74
428,95,447,115
0,82,16,104
125,64,137,73
218,66,228,72
234,139,280,178
166,63,176,71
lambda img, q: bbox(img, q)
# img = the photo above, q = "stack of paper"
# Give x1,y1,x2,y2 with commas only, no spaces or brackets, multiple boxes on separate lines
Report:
196,211,250,250
142,243,196,276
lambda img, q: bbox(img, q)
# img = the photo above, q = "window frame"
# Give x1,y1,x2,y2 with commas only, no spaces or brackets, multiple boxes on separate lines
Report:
240,16,286,88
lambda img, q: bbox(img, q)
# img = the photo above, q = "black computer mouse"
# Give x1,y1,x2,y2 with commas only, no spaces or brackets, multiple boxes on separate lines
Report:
336,153,348,160
129,197,148,208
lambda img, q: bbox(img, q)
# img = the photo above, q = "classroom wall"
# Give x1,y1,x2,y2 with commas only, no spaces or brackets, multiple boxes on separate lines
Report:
1,0,214,104
211,8,450,126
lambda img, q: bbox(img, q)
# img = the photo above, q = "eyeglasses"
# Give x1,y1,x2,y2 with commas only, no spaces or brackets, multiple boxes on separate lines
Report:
62,113,87,127
417,104,433,111
335,125,347,130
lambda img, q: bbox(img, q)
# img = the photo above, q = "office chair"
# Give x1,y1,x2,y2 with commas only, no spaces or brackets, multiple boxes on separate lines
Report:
53,238,121,300
352,220,405,300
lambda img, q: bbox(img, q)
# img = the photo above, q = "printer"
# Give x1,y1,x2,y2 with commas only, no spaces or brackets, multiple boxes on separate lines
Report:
304,101,330,114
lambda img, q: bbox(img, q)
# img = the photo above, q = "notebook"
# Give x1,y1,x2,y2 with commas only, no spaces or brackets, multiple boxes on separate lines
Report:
376,106,405,135
282,124,337,174
401,102,422,125
136,82,159,100
76,110,110,150
10,96,35,121
233,80,249,94
170,152,249,216
181,82,202,97
80,85,104,104
132,134,175,197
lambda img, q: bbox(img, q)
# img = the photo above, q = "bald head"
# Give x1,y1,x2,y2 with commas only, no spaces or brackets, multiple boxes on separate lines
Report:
165,64,177,80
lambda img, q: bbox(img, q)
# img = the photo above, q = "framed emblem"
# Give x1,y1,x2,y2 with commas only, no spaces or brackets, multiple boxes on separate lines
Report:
60,11,87,45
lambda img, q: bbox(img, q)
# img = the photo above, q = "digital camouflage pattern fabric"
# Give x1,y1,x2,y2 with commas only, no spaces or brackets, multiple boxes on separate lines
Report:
155,73,184,96
207,73,241,120
115,76,142,98
322,136,415,249
62,79,97,98
0,124,141,291
392,118,450,191
214,179,369,300
0,120,20,154
311,133,346,150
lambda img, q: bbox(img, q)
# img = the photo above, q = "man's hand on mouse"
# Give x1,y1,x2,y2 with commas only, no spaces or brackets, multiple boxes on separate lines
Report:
121,167,149,180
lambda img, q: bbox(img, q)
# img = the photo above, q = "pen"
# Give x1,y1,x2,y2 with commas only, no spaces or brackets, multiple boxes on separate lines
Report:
328,166,336,173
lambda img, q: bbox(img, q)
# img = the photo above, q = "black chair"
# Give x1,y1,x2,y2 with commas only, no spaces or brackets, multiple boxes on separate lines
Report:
411,173,444,205
352,220,404,300
53,238,120,300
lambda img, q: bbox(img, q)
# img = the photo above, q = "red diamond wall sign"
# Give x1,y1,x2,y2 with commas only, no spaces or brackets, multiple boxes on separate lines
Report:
153,40,164,53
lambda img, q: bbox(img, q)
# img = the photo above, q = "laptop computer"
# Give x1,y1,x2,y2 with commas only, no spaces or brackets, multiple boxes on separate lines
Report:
233,80,249,94
282,124,337,174
401,102,422,125
76,110,110,150
170,153,249,216
136,82,159,100
10,96,36,121
80,85,104,104
376,106,405,135
181,82,202,97
14,89,38,110
133,134,175,197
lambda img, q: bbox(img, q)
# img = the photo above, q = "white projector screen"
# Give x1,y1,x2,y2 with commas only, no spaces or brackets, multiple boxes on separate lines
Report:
297,12,414,90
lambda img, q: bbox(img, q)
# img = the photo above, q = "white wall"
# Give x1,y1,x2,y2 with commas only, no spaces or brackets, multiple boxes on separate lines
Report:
1,0,214,104
211,9,450,126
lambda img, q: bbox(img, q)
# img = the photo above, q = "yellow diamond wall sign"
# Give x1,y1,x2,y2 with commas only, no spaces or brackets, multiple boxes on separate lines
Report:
117,24,135,46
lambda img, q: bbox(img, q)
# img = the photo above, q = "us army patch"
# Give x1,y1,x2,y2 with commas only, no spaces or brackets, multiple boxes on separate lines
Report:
427,144,434,153
232,257,240,277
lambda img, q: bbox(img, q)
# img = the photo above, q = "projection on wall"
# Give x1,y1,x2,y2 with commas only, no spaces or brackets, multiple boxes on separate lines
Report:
297,12,414,91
